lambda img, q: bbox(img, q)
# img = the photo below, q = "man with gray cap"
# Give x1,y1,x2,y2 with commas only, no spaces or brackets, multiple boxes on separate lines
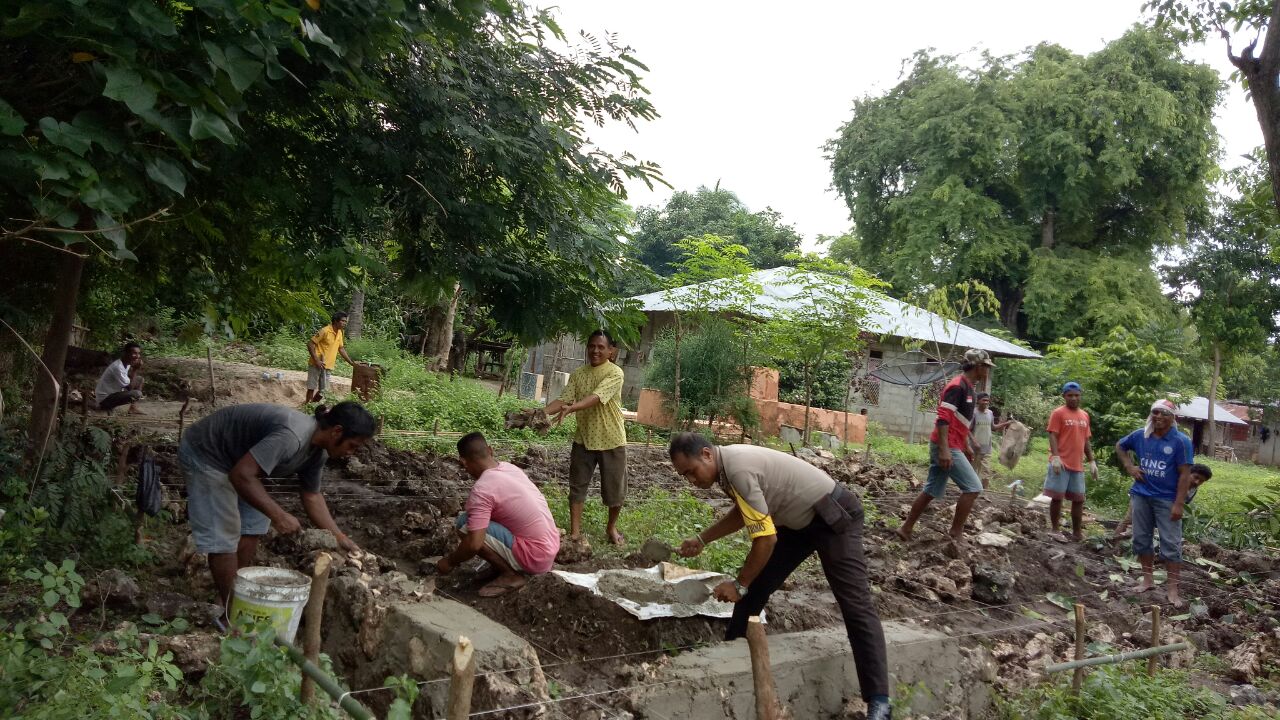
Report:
896,349,993,543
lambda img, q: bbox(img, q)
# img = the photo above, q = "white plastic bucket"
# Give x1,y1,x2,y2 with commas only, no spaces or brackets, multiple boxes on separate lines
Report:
228,566,311,643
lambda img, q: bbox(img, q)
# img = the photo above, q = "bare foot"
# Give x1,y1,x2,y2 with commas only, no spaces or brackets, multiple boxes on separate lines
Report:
128,405,144,416
1167,587,1182,608
479,574,526,598
607,528,626,546
894,527,912,542
1135,577,1155,594
1070,532,1085,542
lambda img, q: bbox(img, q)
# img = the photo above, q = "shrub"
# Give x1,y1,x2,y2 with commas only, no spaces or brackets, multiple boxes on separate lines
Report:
999,665,1271,720
646,319,756,429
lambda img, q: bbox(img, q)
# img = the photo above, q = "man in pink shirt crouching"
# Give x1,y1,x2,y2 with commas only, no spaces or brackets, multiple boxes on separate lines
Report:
435,432,561,597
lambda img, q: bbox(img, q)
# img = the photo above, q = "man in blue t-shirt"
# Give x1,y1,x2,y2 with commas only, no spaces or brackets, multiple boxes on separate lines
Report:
1114,398,1194,607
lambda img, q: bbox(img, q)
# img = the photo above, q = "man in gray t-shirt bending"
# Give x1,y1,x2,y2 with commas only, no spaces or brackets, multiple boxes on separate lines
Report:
669,434,892,720
180,402,376,613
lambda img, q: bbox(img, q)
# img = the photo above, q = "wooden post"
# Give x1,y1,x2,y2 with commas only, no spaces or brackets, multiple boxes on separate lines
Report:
177,397,190,443
646,429,652,448
447,635,476,720
1147,605,1161,677
433,419,440,437
206,346,217,407
1072,603,1086,693
300,552,333,704
745,616,788,720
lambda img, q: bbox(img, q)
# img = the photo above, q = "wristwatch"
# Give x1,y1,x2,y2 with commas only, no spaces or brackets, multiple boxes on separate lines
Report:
733,580,747,597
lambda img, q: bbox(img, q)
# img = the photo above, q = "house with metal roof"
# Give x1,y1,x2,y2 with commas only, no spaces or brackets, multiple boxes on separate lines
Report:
527,267,1040,438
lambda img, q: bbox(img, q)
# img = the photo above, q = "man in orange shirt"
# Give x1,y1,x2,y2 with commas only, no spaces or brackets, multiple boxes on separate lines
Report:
1045,382,1098,541
305,312,358,404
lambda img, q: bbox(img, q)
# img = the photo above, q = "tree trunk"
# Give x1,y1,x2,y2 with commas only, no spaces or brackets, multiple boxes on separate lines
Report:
1000,288,1024,333
28,246,86,462
423,284,461,372
1230,3,1280,214
802,364,813,444
1207,342,1221,459
672,313,682,430
1040,209,1056,249
346,287,365,340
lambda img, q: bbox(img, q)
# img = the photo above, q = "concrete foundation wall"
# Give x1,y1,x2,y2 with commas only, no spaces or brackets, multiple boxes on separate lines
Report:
632,622,991,719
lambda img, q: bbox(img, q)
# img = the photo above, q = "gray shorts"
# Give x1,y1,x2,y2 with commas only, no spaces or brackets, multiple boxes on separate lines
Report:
1131,494,1182,562
180,443,270,554
306,366,330,392
1044,466,1086,502
923,443,983,498
569,443,627,506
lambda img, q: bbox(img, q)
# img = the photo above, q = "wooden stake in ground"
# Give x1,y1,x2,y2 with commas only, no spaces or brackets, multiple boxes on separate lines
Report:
447,635,476,720
745,615,790,720
177,397,190,443
300,552,333,704
206,346,217,407
1072,603,1086,693
1148,605,1161,677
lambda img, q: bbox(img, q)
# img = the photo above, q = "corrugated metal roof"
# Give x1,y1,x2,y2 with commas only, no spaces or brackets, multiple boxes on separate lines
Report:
1174,396,1249,425
630,266,1040,359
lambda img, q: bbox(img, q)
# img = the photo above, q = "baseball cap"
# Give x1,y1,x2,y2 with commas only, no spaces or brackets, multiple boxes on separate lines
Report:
963,348,996,368
1062,382,1082,394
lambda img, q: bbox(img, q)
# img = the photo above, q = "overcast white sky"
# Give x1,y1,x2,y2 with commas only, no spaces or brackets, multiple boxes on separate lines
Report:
550,0,1261,250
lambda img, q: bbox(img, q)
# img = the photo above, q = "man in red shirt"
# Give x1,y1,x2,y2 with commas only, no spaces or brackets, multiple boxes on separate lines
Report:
1044,382,1098,541
896,349,993,543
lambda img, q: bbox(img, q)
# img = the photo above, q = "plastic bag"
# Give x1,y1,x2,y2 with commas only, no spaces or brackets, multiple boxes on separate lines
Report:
135,451,162,516
998,421,1031,470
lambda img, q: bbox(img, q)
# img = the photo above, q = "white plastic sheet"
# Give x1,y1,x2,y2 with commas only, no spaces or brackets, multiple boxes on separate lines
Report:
553,562,750,621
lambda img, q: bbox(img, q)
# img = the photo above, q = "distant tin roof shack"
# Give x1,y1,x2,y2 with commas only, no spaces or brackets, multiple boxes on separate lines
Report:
1174,396,1249,425
630,266,1040,359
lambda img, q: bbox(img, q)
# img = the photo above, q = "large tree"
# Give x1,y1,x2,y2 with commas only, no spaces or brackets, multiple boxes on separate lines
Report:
1,1,659,450
629,186,802,280
827,28,1220,342
1167,165,1280,457
1146,1,1280,213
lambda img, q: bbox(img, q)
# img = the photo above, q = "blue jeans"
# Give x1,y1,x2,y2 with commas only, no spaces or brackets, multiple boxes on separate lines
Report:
1130,494,1182,562
924,443,983,498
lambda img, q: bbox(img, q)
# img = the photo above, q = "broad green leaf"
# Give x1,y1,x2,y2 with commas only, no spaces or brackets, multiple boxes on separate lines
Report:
1045,592,1073,611
141,612,164,625
128,0,177,36
223,48,265,93
1074,563,1085,579
42,589,59,607
39,117,92,155
301,19,340,53
1020,606,1046,620
103,67,157,114
113,247,138,262
0,98,24,135
189,107,234,144
33,156,70,181
145,156,187,195
95,212,126,247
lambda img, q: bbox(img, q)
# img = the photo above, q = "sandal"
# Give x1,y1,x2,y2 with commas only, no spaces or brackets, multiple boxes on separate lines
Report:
478,578,526,598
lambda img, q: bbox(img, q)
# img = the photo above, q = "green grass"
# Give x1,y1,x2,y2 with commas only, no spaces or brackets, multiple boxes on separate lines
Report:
542,486,751,576
998,665,1274,720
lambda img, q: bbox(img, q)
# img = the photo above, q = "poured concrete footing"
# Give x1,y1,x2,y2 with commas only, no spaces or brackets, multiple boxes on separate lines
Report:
632,621,992,719
323,585,549,719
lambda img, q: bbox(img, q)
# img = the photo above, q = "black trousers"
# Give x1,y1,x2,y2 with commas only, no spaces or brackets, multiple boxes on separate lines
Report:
725,489,890,700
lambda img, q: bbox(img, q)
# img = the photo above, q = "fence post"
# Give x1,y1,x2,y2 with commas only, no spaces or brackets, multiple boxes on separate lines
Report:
447,635,476,720
745,615,788,720
1072,603,1086,693
300,552,332,704
1147,605,1161,677
206,346,217,407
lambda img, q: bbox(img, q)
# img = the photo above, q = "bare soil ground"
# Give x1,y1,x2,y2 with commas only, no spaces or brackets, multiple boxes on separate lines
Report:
85,358,1280,718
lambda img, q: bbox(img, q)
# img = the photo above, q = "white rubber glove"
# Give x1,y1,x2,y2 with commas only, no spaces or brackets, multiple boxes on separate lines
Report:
1049,455,1063,472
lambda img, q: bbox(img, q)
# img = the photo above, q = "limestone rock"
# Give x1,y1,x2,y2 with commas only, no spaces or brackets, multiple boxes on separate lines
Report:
84,569,141,608
298,528,339,551
146,591,222,625
976,532,1013,547
1230,684,1268,707
152,632,221,673
971,563,1016,605
401,510,436,533
1227,638,1266,682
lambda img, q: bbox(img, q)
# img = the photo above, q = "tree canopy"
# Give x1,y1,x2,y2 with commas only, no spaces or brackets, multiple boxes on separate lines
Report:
628,186,802,283
826,27,1221,343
